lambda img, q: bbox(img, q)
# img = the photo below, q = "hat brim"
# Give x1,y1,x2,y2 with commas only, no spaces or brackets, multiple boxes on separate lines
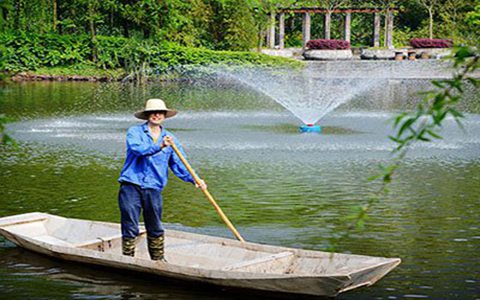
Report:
134,109,177,120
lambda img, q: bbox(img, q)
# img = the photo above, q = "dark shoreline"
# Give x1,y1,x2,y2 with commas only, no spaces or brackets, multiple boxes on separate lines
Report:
9,72,117,82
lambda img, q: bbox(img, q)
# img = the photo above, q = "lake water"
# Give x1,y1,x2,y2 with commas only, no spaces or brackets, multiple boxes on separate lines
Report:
0,78,479,299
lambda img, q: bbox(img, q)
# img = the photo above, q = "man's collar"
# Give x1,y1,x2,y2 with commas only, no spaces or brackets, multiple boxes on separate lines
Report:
142,122,166,135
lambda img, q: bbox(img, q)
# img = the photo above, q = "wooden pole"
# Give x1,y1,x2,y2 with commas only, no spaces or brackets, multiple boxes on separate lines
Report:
170,142,245,243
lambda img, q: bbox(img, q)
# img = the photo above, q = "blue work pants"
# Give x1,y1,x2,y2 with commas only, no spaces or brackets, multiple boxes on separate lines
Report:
118,182,164,239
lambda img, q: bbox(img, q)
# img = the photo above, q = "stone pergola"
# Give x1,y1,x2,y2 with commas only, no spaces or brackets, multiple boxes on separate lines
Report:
266,7,397,49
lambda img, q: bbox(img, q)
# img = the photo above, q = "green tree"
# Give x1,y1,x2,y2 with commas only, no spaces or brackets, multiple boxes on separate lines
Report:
466,0,480,27
416,0,441,39
223,0,258,50
120,0,165,38
437,0,476,43
0,0,13,30
161,0,210,47
207,0,258,50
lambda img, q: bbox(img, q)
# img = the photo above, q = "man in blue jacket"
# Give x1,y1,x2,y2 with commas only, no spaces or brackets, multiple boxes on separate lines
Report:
118,98,205,261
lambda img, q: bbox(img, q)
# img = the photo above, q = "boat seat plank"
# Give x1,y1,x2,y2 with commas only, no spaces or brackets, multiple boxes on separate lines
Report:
222,251,294,271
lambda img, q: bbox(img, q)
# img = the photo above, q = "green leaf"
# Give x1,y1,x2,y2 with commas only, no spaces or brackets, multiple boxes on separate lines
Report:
449,109,464,119
433,110,448,125
368,173,382,181
427,130,443,140
2,134,17,146
388,135,404,143
383,173,392,183
432,80,446,88
398,117,417,137
454,47,473,61
466,77,479,87
417,135,431,142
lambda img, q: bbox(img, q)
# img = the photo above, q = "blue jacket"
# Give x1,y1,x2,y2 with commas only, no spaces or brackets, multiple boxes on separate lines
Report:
118,122,195,190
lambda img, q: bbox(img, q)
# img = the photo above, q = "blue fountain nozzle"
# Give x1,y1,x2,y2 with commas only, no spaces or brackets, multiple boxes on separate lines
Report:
299,124,321,133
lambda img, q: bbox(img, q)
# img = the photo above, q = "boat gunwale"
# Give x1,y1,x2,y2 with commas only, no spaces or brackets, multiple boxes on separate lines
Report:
0,212,397,263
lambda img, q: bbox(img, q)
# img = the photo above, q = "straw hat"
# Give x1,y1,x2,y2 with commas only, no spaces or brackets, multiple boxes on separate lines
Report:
134,98,177,120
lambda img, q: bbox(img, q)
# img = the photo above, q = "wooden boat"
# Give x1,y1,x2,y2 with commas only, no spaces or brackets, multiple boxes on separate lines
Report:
0,212,401,297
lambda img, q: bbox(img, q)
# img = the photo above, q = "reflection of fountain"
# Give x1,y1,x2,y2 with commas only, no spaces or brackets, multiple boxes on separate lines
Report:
220,67,387,133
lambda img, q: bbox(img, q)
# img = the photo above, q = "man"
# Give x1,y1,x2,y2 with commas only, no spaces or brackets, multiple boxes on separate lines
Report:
118,98,205,261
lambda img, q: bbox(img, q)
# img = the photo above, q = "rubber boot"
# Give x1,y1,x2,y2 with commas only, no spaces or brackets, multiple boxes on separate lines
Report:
122,237,136,257
147,235,166,261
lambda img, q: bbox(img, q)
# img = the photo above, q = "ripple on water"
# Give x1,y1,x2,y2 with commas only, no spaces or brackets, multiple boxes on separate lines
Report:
403,295,429,299
2,106,480,300
7,112,480,163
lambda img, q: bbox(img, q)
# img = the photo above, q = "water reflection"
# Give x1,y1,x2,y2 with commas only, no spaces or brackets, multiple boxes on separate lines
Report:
0,80,479,299
0,248,264,300
1,78,479,120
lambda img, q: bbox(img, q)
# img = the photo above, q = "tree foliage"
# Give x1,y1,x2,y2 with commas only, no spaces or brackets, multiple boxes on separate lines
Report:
466,0,480,26
0,0,266,51
0,0,477,51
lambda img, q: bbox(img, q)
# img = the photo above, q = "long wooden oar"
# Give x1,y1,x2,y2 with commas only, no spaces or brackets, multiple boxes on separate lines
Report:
170,142,245,242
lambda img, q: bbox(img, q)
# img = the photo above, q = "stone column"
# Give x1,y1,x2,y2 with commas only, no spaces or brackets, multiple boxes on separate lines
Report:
302,12,311,49
344,12,351,43
279,12,285,49
324,11,331,39
373,12,380,47
269,11,276,49
386,11,394,49
266,30,270,49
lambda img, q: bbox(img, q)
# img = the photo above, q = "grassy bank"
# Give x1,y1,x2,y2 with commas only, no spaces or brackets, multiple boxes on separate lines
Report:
0,33,302,81
9,65,126,82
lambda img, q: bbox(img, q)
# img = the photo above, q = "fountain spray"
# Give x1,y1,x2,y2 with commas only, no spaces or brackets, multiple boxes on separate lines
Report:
216,66,385,134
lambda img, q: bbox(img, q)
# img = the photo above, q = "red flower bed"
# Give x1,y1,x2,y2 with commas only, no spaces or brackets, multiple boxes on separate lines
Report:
306,39,351,50
410,38,453,48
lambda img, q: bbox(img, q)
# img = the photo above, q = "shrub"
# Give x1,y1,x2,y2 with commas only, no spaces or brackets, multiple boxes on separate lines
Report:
306,39,351,50
0,32,92,72
0,32,302,75
410,38,453,48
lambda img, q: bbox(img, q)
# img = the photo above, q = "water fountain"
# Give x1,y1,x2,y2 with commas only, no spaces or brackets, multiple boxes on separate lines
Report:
218,66,388,133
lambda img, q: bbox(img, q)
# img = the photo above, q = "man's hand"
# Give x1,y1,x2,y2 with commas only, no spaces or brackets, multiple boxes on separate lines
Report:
162,136,174,148
195,179,207,190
